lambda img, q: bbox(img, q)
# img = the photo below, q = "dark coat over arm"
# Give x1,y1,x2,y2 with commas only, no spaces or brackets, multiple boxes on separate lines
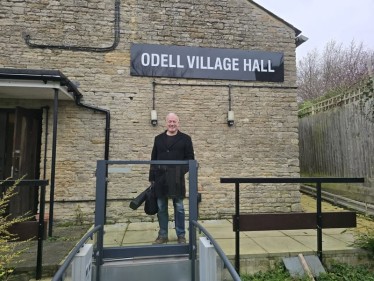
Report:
149,130,194,198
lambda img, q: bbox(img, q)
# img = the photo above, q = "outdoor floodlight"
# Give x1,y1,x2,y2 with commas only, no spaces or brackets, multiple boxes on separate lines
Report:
228,110,234,126
151,109,158,125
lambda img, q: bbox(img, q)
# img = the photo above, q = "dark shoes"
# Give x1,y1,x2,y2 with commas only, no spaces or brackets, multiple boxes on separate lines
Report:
152,236,168,244
178,236,186,244
152,236,186,244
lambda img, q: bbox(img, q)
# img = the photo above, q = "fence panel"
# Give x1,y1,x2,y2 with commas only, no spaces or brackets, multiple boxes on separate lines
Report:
299,101,374,204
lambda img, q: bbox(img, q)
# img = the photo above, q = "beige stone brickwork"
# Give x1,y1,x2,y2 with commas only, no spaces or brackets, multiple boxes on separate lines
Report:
0,0,301,222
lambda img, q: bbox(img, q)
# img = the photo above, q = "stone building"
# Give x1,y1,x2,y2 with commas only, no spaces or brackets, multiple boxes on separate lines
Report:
0,0,306,223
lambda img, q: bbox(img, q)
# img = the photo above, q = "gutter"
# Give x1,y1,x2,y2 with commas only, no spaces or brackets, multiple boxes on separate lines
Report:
0,68,110,160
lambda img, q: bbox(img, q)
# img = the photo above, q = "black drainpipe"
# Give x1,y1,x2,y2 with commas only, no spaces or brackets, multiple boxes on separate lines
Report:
75,94,110,221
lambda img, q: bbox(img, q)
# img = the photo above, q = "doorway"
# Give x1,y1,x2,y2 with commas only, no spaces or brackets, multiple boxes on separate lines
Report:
0,107,42,219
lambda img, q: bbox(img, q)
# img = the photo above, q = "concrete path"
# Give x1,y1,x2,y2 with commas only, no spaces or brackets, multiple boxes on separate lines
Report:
100,195,361,254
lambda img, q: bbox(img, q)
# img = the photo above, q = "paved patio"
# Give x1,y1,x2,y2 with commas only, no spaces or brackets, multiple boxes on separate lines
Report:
99,194,366,255
30,194,373,280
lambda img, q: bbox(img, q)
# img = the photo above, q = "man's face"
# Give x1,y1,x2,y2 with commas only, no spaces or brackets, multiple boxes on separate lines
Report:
166,114,179,135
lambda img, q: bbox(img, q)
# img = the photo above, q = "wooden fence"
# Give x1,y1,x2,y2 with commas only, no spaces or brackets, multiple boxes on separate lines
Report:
298,101,374,204
298,76,373,119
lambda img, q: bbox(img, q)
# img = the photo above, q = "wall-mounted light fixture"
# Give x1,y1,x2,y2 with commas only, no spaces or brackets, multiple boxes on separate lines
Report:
228,84,234,126
228,110,234,126
151,109,157,125
151,81,157,125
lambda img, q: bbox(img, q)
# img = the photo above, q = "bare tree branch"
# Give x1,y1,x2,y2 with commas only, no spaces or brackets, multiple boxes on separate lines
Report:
297,40,374,102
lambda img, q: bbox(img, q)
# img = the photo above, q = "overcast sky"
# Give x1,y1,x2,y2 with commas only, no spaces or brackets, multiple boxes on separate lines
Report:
254,0,374,61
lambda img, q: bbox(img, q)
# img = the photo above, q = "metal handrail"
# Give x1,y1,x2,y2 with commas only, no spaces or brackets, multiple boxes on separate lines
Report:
52,225,103,281
220,177,365,273
192,221,241,281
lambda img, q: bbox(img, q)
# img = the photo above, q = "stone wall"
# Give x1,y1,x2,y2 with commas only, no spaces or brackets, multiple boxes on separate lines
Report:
0,0,301,222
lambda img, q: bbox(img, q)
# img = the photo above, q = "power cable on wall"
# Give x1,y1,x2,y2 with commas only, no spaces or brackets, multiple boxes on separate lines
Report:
151,81,297,126
153,82,297,89
24,0,120,52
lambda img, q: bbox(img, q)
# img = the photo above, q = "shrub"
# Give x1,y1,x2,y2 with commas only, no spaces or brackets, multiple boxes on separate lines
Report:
0,179,32,280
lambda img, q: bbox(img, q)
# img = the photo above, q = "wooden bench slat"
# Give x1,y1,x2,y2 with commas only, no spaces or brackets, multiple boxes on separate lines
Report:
233,212,356,231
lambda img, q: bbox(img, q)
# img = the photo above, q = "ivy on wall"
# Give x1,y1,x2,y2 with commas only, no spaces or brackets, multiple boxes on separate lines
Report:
360,76,374,122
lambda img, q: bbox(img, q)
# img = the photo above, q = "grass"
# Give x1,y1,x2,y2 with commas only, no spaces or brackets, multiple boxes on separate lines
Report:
45,236,75,242
56,221,74,227
240,263,311,281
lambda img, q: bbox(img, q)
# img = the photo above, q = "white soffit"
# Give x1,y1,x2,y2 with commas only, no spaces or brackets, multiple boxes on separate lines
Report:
0,79,75,101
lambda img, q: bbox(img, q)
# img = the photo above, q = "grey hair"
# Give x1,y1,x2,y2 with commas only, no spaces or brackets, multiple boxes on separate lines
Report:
166,113,179,122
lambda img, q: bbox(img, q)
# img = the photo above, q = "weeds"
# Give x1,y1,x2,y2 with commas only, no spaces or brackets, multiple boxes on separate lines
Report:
45,236,75,242
318,260,374,281
57,221,74,227
0,179,33,280
240,261,374,281
346,225,374,258
74,205,86,226
240,263,311,281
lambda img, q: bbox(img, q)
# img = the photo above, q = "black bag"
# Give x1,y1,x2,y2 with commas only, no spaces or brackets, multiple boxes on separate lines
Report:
144,185,158,215
129,186,149,210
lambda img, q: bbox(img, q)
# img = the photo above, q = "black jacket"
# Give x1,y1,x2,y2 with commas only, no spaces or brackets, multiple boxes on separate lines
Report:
149,130,194,198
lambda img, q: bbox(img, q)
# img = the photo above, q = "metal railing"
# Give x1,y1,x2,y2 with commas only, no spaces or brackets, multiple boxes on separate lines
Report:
95,160,199,280
192,221,241,281
220,177,365,273
52,225,103,281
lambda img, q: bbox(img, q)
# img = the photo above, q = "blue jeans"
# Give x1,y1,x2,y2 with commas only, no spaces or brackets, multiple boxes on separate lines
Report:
157,196,185,238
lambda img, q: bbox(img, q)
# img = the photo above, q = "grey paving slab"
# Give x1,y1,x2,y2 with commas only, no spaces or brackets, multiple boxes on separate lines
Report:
198,227,247,239
283,255,326,278
197,219,232,229
215,237,267,256
103,231,125,247
292,235,354,251
252,236,313,254
243,230,286,238
280,229,316,236
104,223,128,232
122,230,158,244
328,234,355,244
101,219,360,256
126,221,159,231
322,228,352,235
122,233,188,246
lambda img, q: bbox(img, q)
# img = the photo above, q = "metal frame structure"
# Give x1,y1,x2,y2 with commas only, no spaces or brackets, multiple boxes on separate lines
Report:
94,160,199,280
220,177,365,273
51,225,103,281
192,221,241,281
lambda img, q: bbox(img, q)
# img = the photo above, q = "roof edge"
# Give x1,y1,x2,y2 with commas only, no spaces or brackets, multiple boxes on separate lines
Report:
0,68,83,98
248,0,302,36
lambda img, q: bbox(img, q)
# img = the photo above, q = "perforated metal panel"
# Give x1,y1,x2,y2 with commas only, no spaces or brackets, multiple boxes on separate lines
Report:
96,256,194,281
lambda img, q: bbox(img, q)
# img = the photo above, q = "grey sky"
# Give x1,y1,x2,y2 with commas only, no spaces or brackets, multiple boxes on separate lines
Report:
254,0,374,61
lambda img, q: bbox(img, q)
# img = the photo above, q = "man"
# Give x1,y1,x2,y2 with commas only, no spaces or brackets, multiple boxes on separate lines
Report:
149,113,194,244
